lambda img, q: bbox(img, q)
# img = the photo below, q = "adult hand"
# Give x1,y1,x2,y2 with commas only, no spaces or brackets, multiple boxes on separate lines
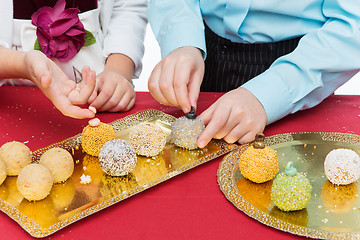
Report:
24,50,96,119
148,46,204,113
197,88,268,147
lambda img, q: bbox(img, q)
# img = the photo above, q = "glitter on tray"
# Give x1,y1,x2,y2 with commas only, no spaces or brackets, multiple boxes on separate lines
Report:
98,139,137,177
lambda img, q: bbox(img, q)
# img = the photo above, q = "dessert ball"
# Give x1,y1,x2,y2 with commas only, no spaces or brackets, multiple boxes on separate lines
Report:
171,107,205,150
98,139,137,176
129,123,167,157
39,147,74,183
17,164,53,201
81,122,116,156
0,141,31,176
324,148,360,185
239,145,279,183
271,162,312,212
0,160,7,185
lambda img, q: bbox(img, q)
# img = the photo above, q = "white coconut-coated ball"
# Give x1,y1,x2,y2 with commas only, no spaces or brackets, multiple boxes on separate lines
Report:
98,139,137,177
324,148,360,185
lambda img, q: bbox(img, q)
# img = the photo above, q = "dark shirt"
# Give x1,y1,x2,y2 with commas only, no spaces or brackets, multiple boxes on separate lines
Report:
13,0,98,19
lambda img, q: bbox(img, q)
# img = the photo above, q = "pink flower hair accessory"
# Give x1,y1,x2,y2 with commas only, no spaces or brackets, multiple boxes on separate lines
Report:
32,0,95,62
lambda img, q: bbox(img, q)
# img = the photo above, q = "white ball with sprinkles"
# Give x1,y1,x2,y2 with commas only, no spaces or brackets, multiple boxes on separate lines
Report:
98,139,137,177
171,107,205,150
324,148,360,185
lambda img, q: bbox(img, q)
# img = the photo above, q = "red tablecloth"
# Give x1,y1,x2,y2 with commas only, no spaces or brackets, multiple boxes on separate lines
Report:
0,86,359,240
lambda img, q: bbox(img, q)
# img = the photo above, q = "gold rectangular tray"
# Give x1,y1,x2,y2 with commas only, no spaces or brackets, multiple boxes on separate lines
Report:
218,132,360,240
0,109,238,238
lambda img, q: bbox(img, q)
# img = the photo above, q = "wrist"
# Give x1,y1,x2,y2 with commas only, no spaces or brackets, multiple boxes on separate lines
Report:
105,53,135,81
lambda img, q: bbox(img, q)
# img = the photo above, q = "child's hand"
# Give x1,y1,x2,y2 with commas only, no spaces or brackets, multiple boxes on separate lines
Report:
88,69,136,112
197,88,268,147
24,50,96,119
148,46,204,113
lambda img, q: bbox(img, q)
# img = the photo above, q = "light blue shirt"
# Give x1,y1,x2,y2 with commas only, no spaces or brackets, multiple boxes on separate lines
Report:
147,0,360,124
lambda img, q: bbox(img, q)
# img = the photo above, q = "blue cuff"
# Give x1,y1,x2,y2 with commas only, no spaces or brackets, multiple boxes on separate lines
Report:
241,70,293,124
158,22,206,59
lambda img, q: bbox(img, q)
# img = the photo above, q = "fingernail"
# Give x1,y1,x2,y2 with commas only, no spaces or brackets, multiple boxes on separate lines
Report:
198,140,205,148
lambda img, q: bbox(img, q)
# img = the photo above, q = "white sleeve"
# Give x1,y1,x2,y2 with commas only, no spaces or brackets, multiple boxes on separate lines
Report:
100,0,148,79
0,0,13,48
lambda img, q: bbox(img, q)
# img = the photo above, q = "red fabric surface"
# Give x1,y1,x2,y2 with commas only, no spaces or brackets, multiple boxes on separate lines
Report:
0,86,359,240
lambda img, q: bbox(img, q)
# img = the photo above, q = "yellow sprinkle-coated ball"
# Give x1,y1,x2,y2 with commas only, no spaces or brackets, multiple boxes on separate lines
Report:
238,145,279,183
81,122,116,156
0,141,32,176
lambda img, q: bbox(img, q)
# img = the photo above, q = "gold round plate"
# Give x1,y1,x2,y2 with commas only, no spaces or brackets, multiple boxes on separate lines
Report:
218,132,360,239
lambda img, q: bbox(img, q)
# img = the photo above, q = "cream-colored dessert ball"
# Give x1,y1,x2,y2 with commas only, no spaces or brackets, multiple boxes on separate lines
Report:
0,141,31,176
129,123,167,157
17,164,53,201
0,160,7,185
39,147,74,183
324,148,360,185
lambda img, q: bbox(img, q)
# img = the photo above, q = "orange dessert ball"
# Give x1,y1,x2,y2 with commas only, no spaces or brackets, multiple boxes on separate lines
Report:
238,134,278,183
81,122,116,156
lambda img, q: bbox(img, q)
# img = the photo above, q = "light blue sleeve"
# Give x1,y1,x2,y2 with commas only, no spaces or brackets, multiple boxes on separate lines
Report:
147,0,206,58
242,0,360,124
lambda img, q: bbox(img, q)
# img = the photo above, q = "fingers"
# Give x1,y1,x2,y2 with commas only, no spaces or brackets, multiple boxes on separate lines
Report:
68,66,96,104
148,64,168,105
61,105,95,119
159,60,179,108
197,89,267,148
148,47,204,113
173,62,192,113
197,104,229,148
52,95,95,119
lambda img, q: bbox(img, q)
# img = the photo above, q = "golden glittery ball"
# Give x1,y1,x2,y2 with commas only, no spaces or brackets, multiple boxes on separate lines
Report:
238,145,279,183
81,122,116,157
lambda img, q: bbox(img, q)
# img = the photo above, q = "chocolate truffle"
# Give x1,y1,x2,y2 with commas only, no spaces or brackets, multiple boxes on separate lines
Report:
81,122,116,156
171,107,205,150
98,139,137,176
129,123,167,157
39,147,74,183
238,134,278,183
271,162,312,212
0,141,31,176
324,148,360,185
17,164,53,201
